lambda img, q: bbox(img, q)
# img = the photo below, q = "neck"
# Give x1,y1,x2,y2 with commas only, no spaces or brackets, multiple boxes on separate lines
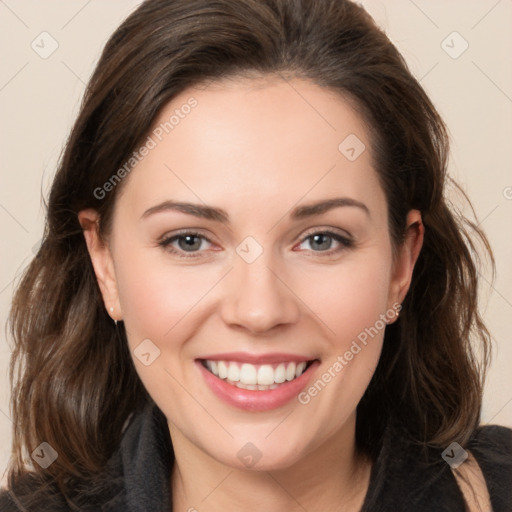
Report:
170,414,372,512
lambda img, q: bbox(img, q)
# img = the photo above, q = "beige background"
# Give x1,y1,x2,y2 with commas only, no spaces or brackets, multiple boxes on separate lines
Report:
1,0,511,486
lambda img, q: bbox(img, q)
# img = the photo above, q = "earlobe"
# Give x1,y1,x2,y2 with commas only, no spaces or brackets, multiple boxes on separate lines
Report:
388,210,424,316
78,209,122,321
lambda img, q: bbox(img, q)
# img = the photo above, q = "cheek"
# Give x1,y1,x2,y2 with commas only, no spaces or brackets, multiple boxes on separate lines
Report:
114,243,222,344
294,249,393,346
112,248,222,409
291,247,393,412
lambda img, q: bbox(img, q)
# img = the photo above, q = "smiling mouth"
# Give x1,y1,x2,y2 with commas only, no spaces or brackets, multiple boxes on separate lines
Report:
200,359,316,391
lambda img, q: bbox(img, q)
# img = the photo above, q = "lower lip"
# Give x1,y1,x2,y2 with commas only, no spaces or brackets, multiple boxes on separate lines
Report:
197,360,320,411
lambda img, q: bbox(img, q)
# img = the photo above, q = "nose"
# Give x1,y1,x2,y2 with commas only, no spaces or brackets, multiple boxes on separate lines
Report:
219,252,301,335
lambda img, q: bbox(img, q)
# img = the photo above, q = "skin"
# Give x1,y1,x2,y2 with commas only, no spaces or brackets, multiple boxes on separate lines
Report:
79,76,423,511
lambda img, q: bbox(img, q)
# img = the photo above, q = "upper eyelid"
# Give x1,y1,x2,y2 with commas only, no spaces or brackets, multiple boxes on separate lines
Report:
160,226,352,243
299,226,352,240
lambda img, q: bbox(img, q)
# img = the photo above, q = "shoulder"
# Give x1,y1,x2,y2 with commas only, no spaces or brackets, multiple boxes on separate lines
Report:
0,467,126,511
466,424,512,512
0,437,127,511
0,402,168,511
0,474,67,512
469,423,512,453
0,488,18,512
362,418,512,512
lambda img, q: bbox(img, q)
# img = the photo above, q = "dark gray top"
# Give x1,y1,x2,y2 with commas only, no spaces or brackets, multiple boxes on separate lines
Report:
1,400,511,511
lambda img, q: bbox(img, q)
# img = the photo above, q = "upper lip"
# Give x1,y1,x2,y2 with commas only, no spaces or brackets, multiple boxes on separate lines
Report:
198,352,316,365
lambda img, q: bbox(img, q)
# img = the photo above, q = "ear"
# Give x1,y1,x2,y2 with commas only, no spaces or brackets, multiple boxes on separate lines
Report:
78,208,122,322
387,209,424,322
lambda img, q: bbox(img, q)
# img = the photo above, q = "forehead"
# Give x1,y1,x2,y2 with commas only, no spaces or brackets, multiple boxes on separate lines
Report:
115,76,385,222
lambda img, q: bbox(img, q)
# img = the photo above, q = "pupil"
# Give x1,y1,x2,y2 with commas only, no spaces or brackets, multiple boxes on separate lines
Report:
313,234,330,250
180,235,200,251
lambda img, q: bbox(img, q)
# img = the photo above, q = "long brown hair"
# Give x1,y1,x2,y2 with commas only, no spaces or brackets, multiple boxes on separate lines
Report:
6,0,493,502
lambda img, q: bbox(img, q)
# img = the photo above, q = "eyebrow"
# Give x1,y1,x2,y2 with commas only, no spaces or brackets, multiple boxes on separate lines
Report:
140,197,370,222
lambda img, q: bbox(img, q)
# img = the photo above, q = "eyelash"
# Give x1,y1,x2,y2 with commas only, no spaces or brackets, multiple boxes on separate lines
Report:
158,229,354,259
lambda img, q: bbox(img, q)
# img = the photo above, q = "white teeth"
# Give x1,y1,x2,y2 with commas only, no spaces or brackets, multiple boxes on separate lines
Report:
239,363,257,385
285,362,296,381
257,365,274,386
218,361,228,379
295,362,307,378
235,382,257,390
234,381,280,391
227,362,240,382
203,359,310,387
274,364,286,383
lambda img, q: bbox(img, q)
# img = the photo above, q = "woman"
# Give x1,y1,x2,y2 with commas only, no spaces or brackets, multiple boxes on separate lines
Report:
1,0,511,510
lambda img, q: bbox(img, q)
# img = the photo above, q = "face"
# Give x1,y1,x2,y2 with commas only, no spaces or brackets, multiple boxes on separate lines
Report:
80,76,422,471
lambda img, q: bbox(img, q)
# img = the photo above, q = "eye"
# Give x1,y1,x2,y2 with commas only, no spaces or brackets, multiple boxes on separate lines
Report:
158,228,354,259
296,229,353,255
158,231,214,258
